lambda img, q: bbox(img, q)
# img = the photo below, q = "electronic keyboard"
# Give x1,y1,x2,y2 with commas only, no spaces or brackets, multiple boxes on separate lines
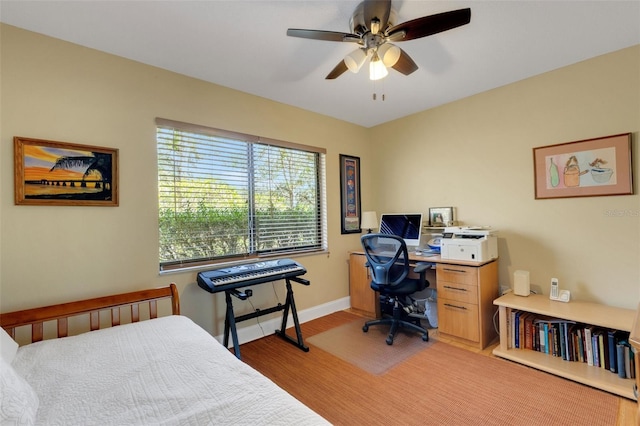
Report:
197,258,306,292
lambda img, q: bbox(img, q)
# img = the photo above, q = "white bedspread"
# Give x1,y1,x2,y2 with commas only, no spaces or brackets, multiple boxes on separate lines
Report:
12,315,329,425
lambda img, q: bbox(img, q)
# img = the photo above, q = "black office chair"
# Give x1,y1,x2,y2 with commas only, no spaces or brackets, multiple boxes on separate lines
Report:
361,233,431,345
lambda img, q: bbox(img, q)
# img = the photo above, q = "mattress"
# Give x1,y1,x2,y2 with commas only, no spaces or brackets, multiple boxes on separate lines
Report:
12,315,329,425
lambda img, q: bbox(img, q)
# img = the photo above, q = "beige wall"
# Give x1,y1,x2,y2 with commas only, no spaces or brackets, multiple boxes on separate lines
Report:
371,45,640,309
0,24,371,335
1,24,638,340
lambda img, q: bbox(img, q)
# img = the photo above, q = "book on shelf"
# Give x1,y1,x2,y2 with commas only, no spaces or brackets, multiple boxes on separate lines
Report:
615,340,636,380
591,330,600,367
524,313,535,350
596,329,608,370
509,310,516,349
624,345,631,379
577,327,585,363
558,322,567,360
608,330,618,373
514,310,522,349
617,342,627,379
584,326,594,366
562,322,571,361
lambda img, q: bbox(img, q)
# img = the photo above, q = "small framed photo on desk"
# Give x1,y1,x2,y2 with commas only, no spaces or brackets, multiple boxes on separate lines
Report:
429,207,454,227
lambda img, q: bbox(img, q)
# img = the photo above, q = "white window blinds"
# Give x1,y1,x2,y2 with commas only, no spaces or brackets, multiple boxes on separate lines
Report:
156,118,326,270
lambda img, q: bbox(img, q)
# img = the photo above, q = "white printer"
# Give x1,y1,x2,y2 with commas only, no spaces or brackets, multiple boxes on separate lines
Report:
440,227,498,262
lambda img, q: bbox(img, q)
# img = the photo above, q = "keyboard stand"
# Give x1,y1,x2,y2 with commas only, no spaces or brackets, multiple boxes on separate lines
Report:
223,276,310,359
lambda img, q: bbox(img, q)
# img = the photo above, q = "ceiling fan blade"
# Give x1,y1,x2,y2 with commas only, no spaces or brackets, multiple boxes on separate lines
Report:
391,49,418,75
364,0,391,32
325,60,349,80
287,29,360,43
386,8,471,41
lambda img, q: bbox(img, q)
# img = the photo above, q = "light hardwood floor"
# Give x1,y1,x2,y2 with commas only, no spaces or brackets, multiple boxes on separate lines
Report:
433,321,637,425
241,309,637,425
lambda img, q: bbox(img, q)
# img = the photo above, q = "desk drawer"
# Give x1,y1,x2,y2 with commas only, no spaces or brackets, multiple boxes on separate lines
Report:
437,298,479,343
436,264,478,286
437,281,478,304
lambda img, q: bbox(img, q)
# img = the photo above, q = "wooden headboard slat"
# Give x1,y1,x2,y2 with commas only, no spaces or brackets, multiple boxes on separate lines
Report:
1,284,180,344
33,322,43,342
90,311,99,331
58,317,68,338
111,307,120,326
150,300,158,319
131,304,140,322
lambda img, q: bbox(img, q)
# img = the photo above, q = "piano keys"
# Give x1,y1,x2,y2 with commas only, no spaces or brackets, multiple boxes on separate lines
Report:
197,259,306,292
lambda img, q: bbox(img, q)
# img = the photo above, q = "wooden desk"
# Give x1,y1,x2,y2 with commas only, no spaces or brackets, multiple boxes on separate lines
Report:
348,251,499,349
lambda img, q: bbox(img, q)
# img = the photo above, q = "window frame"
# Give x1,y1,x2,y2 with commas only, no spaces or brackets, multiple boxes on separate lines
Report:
156,118,327,272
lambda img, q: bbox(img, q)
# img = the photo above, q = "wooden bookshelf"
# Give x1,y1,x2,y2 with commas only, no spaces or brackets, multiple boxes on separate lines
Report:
493,292,637,400
630,303,640,422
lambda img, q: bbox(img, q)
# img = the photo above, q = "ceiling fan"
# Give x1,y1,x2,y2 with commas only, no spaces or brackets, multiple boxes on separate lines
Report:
287,0,471,80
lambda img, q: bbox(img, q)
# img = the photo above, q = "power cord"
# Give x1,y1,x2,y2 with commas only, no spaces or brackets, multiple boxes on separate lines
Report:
493,287,539,336
247,298,266,338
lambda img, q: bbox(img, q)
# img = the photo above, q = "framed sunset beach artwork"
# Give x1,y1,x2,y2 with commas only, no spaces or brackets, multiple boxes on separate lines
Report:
14,137,119,206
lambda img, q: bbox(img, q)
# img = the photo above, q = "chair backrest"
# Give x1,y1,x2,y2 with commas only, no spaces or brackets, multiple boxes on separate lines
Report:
360,233,410,286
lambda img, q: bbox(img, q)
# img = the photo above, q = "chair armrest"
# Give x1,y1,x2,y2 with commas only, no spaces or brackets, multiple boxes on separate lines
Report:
413,262,434,274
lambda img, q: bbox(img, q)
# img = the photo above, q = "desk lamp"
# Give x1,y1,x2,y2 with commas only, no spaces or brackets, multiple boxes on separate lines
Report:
361,211,378,233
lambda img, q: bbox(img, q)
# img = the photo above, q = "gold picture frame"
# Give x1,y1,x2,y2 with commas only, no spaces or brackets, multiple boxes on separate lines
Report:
533,133,632,199
14,137,119,206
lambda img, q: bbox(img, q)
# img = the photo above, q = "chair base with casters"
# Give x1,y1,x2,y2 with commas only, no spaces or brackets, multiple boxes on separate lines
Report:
362,293,429,345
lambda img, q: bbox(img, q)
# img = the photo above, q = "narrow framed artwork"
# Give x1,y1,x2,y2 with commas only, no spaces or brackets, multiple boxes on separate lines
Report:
429,207,454,227
14,136,119,206
533,133,632,199
339,154,361,234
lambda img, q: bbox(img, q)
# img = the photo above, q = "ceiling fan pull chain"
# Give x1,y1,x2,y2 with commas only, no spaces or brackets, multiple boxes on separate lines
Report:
372,77,377,101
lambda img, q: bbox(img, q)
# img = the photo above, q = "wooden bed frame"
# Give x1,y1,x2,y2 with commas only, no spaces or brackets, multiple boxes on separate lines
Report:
0,283,180,344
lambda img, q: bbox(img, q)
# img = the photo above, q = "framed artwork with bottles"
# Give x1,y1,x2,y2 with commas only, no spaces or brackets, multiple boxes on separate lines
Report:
533,133,632,199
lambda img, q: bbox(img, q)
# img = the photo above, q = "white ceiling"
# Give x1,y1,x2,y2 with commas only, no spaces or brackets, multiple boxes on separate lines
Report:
1,1,639,128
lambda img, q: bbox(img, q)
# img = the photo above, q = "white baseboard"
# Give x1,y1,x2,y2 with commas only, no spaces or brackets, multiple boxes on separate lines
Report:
214,296,351,346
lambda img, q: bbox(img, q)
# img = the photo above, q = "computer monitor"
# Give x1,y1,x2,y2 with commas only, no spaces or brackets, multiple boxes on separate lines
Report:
379,213,423,248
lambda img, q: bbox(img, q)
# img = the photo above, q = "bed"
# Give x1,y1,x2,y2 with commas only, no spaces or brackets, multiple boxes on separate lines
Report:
0,283,329,425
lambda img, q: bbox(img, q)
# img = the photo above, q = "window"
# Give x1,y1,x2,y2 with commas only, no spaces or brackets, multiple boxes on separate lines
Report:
156,118,327,270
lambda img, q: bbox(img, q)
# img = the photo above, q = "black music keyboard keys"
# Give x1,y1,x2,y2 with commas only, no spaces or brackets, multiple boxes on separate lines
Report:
197,259,306,292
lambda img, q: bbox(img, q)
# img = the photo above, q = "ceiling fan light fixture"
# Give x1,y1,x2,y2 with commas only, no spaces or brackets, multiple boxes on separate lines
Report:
370,18,381,35
369,53,388,80
377,43,401,67
344,49,367,73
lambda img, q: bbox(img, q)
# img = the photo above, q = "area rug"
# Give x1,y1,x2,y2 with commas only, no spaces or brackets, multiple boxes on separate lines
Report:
307,318,433,375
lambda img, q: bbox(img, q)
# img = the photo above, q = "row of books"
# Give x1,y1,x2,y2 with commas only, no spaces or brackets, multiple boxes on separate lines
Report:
509,310,636,379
